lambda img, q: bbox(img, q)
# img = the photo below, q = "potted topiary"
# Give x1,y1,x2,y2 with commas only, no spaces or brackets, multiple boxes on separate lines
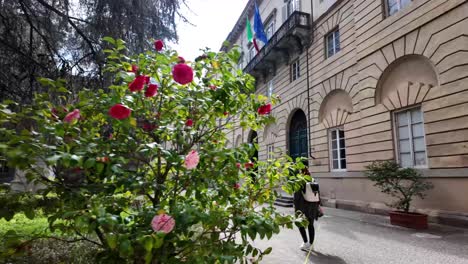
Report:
365,161,433,229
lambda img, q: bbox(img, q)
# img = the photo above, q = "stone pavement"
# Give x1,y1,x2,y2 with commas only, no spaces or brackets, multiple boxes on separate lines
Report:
251,206,468,264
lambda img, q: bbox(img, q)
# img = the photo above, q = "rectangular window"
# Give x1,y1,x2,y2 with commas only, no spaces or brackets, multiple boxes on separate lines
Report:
283,0,300,22
394,107,427,168
248,46,255,61
267,144,275,160
237,55,244,70
386,0,412,16
268,79,274,98
291,59,300,82
326,28,340,58
329,128,346,170
265,20,275,40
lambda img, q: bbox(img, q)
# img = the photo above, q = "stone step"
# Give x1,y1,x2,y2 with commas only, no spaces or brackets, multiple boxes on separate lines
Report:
275,195,294,208
274,200,294,208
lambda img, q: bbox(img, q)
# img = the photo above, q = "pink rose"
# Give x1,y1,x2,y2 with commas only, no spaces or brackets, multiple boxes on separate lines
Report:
154,39,164,51
151,214,175,234
185,119,193,127
184,150,199,170
109,104,131,120
236,163,241,169
257,104,272,115
145,84,158,97
209,85,217,90
129,75,146,92
178,56,185,63
172,63,194,85
234,183,240,189
64,109,80,123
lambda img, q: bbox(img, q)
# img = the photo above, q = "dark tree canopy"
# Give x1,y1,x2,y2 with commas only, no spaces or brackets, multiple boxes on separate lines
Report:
0,0,186,104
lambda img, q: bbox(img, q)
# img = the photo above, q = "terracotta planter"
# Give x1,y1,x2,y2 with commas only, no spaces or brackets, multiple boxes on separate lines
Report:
389,211,428,229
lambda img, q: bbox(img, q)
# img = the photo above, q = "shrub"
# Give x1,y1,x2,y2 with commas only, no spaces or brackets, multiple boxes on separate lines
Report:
365,161,433,212
0,38,308,263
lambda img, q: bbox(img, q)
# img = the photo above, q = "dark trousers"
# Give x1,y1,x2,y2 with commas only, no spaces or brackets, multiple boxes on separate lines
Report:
299,218,315,244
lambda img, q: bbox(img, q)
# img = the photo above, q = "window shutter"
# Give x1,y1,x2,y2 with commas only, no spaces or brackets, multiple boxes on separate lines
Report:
282,5,287,23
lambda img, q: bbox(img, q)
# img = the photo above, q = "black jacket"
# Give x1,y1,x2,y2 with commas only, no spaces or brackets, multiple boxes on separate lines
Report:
293,183,320,220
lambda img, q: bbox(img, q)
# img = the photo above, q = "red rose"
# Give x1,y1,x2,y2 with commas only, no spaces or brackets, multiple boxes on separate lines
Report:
51,107,59,116
63,109,81,123
209,85,217,90
154,39,164,51
109,104,131,120
185,119,193,127
142,122,157,132
71,167,83,174
129,75,146,92
96,157,110,163
172,63,194,85
234,183,240,189
236,163,241,169
178,56,185,63
244,162,254,169
145,84,158,97
130,64,139,73
223,111,229,116
257,104,272,115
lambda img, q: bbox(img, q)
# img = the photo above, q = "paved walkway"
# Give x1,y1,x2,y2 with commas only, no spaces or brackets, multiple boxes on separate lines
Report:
251,207,468,264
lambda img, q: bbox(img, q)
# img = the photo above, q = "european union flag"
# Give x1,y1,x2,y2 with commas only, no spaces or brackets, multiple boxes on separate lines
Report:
254,2,268,44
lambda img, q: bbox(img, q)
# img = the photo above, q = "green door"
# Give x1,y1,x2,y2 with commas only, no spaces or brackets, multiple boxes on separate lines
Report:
289,110,308,160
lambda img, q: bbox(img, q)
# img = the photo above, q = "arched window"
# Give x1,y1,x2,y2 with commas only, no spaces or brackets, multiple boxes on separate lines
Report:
248,131,258,162
288,110,308,161
376,55,438,168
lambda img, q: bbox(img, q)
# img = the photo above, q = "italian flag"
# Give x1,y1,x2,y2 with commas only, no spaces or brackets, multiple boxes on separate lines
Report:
246,17,260,53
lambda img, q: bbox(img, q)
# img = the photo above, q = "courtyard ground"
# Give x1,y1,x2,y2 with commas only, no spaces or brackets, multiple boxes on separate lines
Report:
252,207,468,264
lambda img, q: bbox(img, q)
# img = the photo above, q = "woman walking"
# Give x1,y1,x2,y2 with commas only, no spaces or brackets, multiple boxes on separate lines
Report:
293,168,321,252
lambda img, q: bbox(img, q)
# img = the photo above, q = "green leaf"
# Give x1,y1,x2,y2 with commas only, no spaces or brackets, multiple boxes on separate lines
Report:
119,239,133,257
107,233,118,249
84,158,95,169
24,209,35,219
102,37,116,45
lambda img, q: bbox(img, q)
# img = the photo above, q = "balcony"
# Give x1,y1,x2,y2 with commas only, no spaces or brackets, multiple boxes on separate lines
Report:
244,11,312,78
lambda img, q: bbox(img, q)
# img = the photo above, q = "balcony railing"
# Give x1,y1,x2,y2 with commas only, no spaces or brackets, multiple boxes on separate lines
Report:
244,11,311,74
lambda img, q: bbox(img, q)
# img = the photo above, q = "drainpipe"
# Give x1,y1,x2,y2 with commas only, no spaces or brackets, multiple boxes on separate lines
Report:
307,0,314,161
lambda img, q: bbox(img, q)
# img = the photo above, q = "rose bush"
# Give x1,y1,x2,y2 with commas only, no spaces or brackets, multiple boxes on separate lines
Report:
0,38,310,263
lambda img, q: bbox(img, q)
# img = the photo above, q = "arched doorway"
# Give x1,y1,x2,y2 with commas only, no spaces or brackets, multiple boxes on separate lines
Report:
248,130,258,162
288,110,308,161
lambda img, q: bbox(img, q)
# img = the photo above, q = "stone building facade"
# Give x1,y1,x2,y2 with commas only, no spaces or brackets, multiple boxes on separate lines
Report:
224,0,468,226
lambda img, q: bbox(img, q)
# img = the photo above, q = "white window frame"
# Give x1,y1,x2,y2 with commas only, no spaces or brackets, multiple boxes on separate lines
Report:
393,106,428,168
267,144,275,161
237,54,244,70
287,0,300,16
385,0,412,17
248,46,255,61
291,59,300,82
329,127,347,171
265,19,275,41
326,28,340,58
268,79,274,98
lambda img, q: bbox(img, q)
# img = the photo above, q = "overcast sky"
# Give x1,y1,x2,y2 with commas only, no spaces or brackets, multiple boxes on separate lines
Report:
170,0,249,60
